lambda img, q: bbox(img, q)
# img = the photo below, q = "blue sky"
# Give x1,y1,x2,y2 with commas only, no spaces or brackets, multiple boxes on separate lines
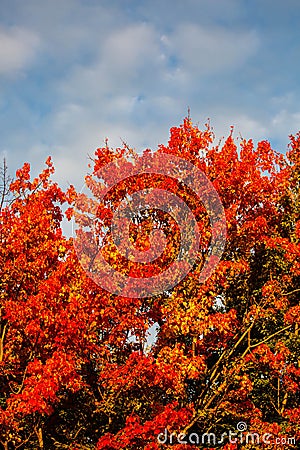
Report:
1,0,300,191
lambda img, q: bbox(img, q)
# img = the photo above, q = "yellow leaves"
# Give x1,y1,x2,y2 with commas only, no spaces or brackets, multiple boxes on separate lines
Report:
161,293,208,338
186,358,205,380
180,317,190,335
155,344,205,396
58,243,67,257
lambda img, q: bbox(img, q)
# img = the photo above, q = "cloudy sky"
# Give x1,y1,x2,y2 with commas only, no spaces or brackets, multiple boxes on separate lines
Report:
1,0,300,191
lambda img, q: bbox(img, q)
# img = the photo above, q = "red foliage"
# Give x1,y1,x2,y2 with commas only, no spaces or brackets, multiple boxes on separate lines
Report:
0,117,299,448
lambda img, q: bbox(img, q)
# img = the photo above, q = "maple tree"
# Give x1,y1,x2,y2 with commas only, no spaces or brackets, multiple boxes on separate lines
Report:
0,118,299,449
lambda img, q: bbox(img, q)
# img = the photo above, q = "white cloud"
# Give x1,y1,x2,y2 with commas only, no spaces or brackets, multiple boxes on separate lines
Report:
270,109,300,145
229,114,267,140
0,26,40,76
101,23,160,73
1,0,300,195
57,22,165,105
162,24,259,76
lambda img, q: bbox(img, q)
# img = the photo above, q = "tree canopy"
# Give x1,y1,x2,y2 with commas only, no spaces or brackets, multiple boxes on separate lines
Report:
0,118,299,449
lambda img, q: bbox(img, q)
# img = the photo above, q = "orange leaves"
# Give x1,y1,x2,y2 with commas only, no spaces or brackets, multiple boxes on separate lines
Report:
287,130,300,165
159,117,213,163
160,293,208,338
156,344,205,392
208,309,238,336
284,407,300,424
7,351,83,416
284,305,300,325
0,158,91,443
100,352,156,392
96,402,194,450
245,342,291,377
10,157,58,195
1,117,300,447
15,162,30,181
255,140,279,173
